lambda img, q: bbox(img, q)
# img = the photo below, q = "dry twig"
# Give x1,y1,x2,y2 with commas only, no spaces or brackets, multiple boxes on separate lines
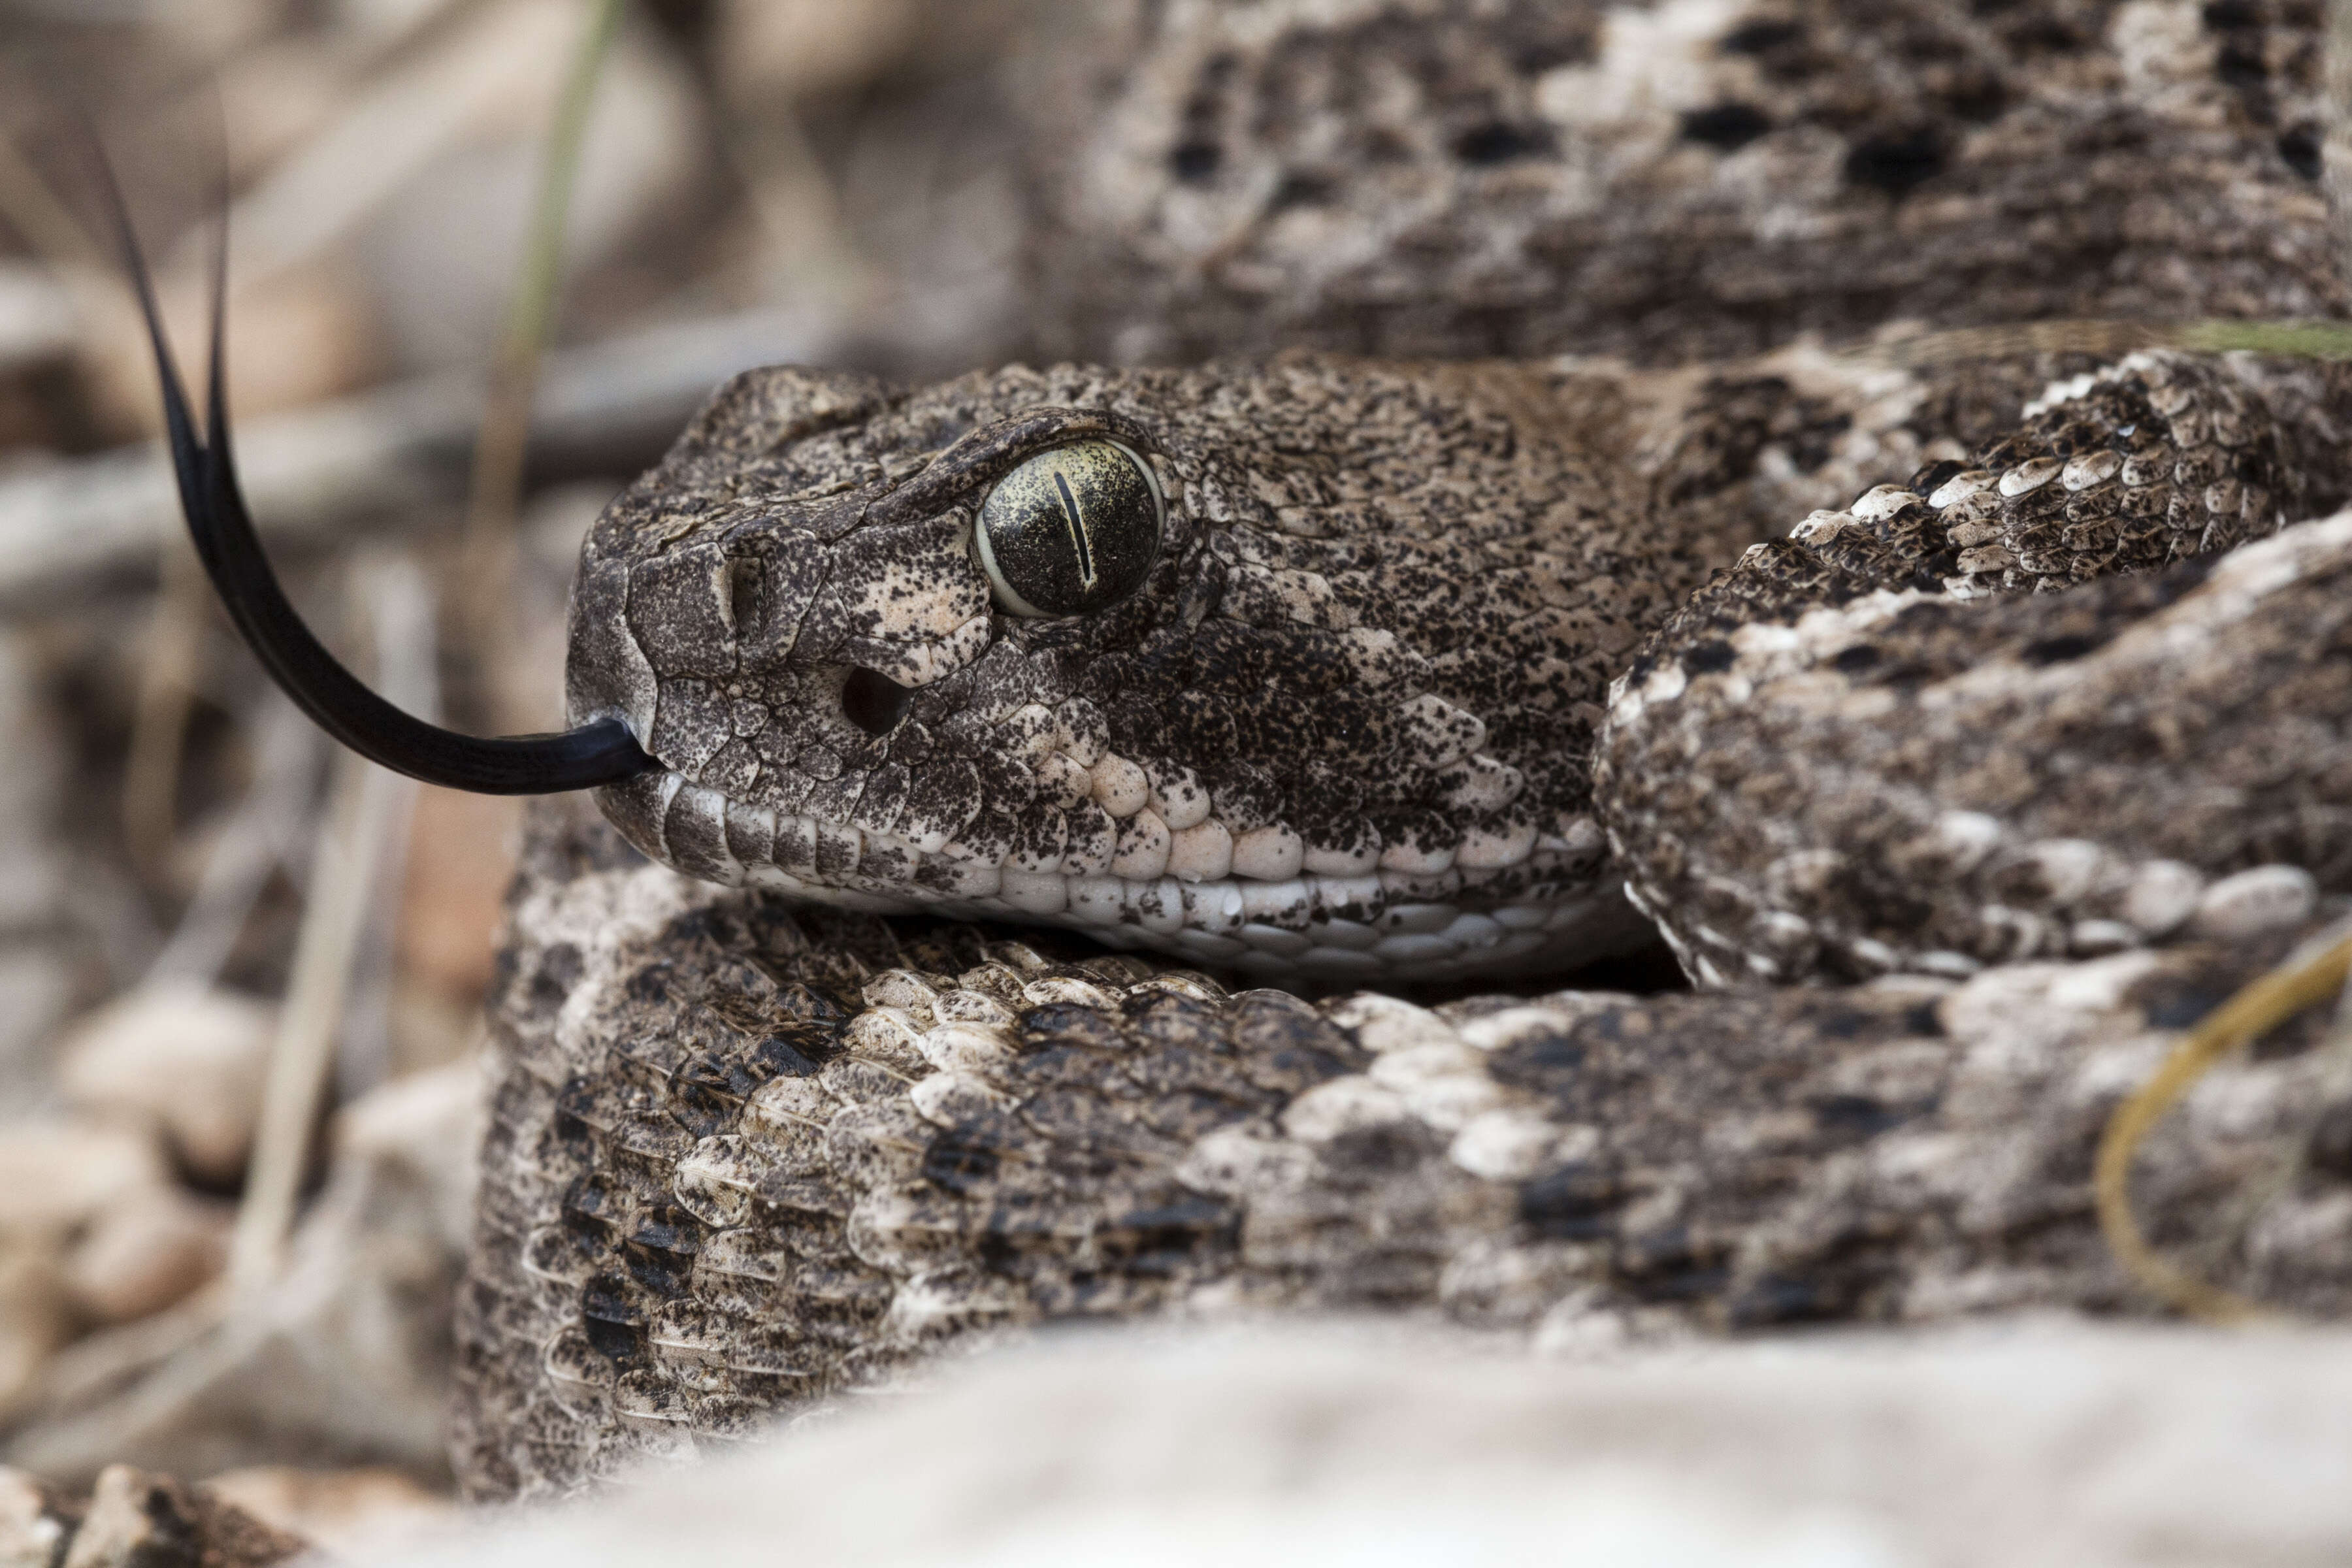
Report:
119,537,210,876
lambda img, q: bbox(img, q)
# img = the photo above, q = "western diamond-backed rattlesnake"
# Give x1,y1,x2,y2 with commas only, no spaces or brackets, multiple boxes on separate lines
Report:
106,0,2352,1501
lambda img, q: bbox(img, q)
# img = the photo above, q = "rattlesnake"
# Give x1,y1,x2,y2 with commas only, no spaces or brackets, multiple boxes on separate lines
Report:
113,1,2352,1501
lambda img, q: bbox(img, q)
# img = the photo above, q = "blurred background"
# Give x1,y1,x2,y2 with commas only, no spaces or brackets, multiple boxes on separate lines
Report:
0,0,1037,1546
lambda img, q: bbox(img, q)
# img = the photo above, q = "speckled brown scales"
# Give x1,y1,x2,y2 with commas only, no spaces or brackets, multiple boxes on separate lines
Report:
565,357,1712,986
1600,355,2352,985
558,341,2352,988
457,0,2352,1500
458,802,2352,1497
1022,0,2344,364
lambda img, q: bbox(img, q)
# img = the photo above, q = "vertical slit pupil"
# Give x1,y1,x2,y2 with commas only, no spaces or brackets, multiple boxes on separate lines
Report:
1051,468,1097,588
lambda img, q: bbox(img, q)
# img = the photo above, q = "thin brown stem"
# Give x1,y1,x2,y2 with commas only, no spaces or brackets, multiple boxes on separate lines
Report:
121,534,207,876
228,559,433,1292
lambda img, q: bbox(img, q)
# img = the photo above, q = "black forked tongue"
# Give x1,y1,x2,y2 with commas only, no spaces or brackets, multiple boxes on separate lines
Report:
93,145,653,795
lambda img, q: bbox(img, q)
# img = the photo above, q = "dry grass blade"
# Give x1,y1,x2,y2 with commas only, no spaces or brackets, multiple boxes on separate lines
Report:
219,0,580,289
227,559,435,1294
1852,318,2352,372
457,0,625,690
2095,923,2352,1322
2174,320,2352,358
120,537,208,874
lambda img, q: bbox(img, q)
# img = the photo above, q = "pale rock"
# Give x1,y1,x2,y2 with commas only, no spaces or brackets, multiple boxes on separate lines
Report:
4,1061,482,1481
0,263,73,373
57,985,276,1188
351,1320,2352,1568
0,1122,171,1241
62,1189,231,1326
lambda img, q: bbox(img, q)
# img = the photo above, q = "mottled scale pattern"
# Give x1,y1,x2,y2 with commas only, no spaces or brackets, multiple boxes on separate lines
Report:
462,0,2352,1505
563,336,2352,990
561,346,2003,987
456,800,2352,1499
567,358,1704,987
1599,354,2352,985
1026,0,2344,366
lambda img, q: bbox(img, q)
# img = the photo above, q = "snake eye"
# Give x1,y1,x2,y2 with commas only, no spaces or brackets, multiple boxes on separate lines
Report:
974,439,1163,618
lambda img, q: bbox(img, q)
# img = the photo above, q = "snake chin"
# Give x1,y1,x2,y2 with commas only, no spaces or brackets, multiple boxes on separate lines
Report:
592,768,1652,985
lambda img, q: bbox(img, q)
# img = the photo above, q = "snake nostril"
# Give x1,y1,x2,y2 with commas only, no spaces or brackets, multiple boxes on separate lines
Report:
840,666,915,737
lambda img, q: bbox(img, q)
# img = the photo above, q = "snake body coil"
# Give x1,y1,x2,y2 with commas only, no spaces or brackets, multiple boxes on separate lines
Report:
101,0,2352,1501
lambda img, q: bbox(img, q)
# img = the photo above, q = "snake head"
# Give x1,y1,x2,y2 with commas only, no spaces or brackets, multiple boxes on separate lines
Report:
570,357,1671,983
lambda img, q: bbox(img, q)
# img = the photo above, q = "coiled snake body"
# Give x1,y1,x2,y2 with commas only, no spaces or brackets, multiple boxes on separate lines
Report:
116,1,2352,1501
